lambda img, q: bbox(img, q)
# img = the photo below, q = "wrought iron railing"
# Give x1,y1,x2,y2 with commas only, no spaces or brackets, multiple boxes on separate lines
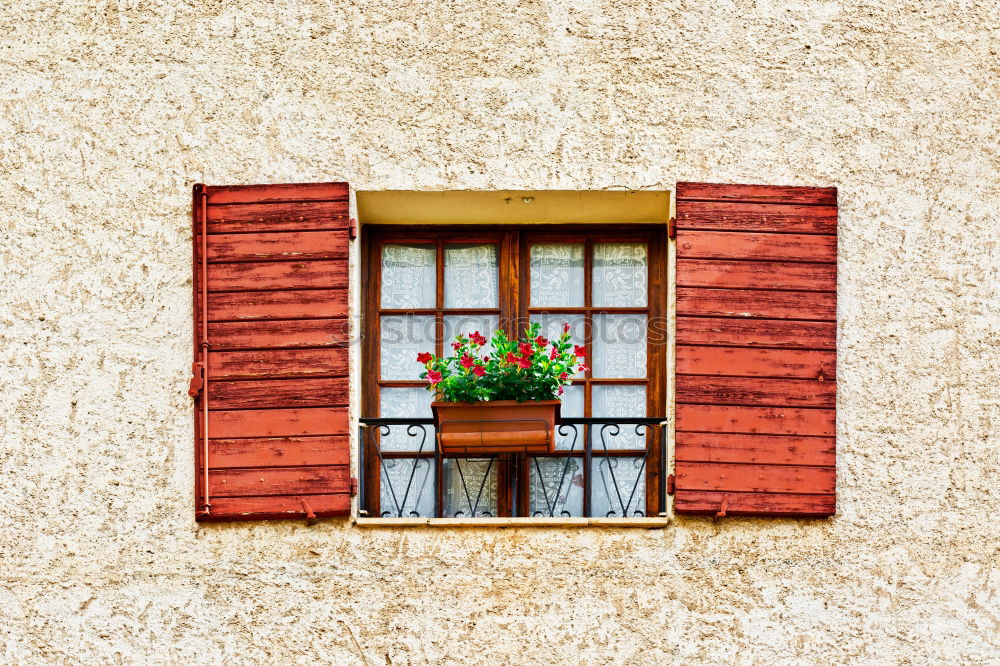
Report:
359,417,667,519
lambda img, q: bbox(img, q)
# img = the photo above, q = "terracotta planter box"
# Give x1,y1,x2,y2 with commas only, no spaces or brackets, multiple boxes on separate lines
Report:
432,400,561,455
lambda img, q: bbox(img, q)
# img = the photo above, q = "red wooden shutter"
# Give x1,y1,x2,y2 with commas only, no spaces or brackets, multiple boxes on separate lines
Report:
673,182,837,517
190,182,353,521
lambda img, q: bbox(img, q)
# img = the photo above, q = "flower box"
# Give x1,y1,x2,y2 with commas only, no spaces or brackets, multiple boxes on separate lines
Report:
416,322,587,456
432,399,561,455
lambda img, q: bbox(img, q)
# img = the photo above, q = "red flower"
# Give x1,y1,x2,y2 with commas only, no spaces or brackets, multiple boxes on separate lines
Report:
472,364,486,377
534,335,548,347
426,370,442,384
469,331,487,346
416,352,433,364
460,354,475,369
578,363,589,373
451,341,463,351
505,352,519,364
563,322,570,333
573,345,587,357
559,372,569,380
519,342,534,356
558,386,564,395
549,346,559,360
483,356,489,363
517,355,533,369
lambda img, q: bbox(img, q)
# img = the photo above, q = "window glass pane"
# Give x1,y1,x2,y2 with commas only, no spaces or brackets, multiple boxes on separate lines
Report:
444,244,498,308
381,244,436,309
379,458,436,518
530,243,584,307
593,242,648,307
593,314,647,378
530,314,586,378
379,388,434,452
591,456,646,517
529,457,584,517
380,315,435,380
593,385,647,450
442,458,498,517
555,384,584,450
443,314,499,357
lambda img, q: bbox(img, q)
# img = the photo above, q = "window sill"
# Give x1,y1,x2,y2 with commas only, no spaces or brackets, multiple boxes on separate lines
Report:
353,517,671,529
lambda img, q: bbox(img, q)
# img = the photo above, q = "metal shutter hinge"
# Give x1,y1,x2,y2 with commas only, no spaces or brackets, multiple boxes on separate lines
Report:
666,474,675,495
350,477,359,497
667,217,676,240
188,361,205,397
349,217,358,240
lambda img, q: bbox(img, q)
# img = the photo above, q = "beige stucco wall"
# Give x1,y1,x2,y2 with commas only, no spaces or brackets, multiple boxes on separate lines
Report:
2,1,999,663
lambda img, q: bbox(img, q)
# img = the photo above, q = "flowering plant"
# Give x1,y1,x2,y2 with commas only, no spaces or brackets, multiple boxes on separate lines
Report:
416,322,587,403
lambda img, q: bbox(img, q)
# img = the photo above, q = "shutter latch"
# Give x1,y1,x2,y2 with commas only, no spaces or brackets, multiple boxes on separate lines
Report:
301,498,317,525
188,362,205,397
714,494,729,520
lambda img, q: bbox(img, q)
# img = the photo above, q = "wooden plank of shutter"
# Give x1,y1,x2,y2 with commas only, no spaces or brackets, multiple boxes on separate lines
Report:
676,288,836,320
207,231,349,263
208,319,351,351
192,182,352,522
676,259,836,291
676,231,837,263
674,318,836,350
676,346,835,379
674,181,837,518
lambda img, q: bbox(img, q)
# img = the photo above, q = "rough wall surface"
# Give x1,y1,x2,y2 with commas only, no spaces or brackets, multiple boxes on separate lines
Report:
2,1,999,663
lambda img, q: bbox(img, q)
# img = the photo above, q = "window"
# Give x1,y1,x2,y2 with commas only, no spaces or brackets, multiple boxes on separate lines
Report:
361,227,668,518
191,182,838,524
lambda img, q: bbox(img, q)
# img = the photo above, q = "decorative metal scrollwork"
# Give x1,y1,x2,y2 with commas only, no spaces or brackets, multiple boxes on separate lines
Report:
360,417,663,519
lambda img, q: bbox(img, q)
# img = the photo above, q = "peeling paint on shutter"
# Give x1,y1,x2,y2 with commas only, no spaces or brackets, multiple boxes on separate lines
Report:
191,182,352,521
673,182,837,518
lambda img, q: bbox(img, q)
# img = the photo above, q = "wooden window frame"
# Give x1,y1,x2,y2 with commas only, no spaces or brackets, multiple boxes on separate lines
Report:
362,225,668,518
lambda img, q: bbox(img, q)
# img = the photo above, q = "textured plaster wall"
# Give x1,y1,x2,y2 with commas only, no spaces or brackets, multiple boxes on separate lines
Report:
2,0,999,663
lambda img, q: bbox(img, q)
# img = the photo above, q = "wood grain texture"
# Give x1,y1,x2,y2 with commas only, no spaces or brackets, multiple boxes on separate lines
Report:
209,436,350,468
204,182,349,205
673,182,838,518
674,432,836,466
676,201,837,234
194,182,353,523
207,260,349,292
207,407,349,439
209,377,349,410
676,345,836,379
208,349,349,380
672,491,835,517
677,287,836,320
675,461,835,494
207,289,348,321
199,493,351,521
206,201,348,234
675,404,836,437
206,231,349,263
208,318,350,350
675,317,836,349
676,231,837,262
676,259,836,291
676,182,837,206
675,375,836,408
207,465,351,497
